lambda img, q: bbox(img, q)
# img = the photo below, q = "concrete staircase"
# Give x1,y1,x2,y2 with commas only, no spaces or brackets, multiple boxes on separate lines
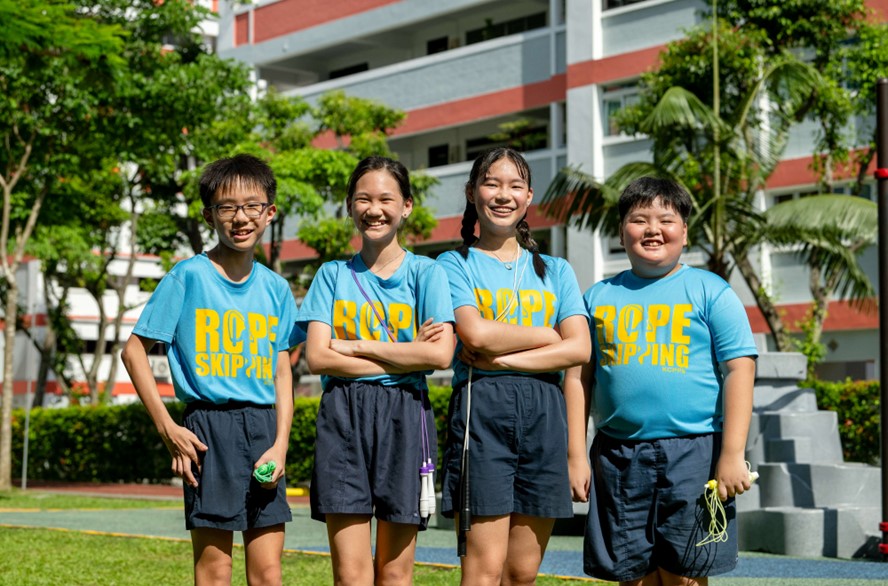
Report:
738,353,882,559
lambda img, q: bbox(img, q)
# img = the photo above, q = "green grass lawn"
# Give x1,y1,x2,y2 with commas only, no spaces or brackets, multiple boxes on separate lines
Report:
0,490,599,585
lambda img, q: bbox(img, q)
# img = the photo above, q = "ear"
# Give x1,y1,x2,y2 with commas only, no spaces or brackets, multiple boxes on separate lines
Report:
682,221,688,246
525,186,534,208
402,197,413,219
201,207,214,228
465,185,474,205
264,203,277,225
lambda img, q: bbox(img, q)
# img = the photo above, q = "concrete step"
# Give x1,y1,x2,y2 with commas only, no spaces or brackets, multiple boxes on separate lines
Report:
747,411,844,467
752,383,818,413
738,505,882,559
757,462,880,508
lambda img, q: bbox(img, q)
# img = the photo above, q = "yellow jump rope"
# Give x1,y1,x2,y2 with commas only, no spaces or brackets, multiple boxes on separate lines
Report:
696,462,759,547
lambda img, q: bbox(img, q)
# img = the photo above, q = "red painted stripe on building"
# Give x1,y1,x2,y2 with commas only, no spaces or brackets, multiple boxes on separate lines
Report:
869,0,888,18
567,46,663,89
392,74,566,137
235,12,249,46
746,299,877,334
765,154,876,189
9,380,174,398
252,0,399,44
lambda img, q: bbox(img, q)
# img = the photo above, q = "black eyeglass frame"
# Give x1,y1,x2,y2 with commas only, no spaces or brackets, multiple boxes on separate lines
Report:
206,202,271,219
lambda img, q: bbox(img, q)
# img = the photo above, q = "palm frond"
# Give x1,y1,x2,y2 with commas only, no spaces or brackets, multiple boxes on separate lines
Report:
641,86,729,137
764,195,877,304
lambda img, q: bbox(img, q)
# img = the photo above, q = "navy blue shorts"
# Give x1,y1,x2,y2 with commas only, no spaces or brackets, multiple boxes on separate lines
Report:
183,402,291,532
584,432,738,581
310,380,437,528
440,374,573,519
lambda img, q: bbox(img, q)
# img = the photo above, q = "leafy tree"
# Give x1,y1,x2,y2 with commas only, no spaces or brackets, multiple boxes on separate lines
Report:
0,0,126,489
181,88,438,280
18,1,255,406
542,1,878,352
716,0,887,194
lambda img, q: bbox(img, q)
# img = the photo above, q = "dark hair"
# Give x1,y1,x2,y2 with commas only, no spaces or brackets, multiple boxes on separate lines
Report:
618,177,692,223
199,154,277,207
347,156,412,203
458,147,546,279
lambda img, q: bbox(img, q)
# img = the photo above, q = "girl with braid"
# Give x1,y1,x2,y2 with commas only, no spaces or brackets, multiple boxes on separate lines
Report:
437,147,591,585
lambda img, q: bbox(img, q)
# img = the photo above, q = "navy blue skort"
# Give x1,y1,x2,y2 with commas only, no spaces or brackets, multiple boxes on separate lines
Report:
440,374,573,519
183,401,291,532
310,379,437,528
584,432,738,581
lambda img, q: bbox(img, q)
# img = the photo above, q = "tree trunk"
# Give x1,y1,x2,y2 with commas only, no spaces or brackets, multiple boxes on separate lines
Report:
734,253,792,351
0,282,19,489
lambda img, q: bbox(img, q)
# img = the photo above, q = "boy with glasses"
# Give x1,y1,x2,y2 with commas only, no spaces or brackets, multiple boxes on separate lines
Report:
123,154,301,586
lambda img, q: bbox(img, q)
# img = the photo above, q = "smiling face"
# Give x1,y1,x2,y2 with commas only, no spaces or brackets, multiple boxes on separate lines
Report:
620,196,688,278
202,179,276,255
469,157,533,238
348,169,412,246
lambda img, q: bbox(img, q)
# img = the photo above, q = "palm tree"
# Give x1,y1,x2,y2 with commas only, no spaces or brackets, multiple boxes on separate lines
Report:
541,17,876,353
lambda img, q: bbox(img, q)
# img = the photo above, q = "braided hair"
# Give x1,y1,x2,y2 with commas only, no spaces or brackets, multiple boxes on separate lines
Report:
458,147,547,279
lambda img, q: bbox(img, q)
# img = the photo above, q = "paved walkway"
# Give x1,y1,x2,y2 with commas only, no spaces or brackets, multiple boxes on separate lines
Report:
5,482,887,585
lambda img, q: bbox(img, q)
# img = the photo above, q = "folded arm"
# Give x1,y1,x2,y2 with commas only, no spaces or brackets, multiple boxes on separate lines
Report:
330,318,454,371
453,305,562,355
470,314,591,372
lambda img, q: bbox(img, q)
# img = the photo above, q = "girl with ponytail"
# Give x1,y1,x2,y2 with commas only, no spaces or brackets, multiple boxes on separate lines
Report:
438,147,591,585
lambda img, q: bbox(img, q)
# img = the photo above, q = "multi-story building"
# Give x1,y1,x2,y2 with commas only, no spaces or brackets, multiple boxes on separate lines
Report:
216,0,882,381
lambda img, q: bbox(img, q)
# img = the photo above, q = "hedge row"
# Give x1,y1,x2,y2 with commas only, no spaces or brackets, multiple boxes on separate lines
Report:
10,379,881,484
809,378,881,465
10,385,454,485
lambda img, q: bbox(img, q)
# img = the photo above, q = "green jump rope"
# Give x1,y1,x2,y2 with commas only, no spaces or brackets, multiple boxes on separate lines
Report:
253,461,276,483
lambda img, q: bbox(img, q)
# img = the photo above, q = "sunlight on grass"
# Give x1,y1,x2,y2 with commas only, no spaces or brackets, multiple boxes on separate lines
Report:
0,527,598,585
0,489,178,511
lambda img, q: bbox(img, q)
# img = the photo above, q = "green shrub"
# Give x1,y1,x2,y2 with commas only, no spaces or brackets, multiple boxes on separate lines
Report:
809,378,880,465
11,386,456,485
286,397,320,484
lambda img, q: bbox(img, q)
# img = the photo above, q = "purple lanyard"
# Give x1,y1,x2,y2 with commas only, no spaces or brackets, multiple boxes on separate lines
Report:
349,259,395,342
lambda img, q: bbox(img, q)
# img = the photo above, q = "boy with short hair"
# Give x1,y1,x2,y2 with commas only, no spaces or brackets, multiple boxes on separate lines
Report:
122,153,300,586
571,177,758,586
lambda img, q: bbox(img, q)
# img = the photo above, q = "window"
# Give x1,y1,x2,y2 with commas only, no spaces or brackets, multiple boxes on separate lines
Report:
426,36,448,55
428,144,450,168
603,0,650,10
329,63,368,80
466,12,547,45
465,120,549,161
601,82,639,137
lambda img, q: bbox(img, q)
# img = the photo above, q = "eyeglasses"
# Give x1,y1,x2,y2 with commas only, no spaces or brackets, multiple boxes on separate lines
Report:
207,202,270,220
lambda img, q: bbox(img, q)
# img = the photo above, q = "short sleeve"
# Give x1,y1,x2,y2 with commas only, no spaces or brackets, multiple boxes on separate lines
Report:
553,258,587,324
437,251,476,310
416,261,455,325
132,271,185,344
708,287,758,363
295,262,338,329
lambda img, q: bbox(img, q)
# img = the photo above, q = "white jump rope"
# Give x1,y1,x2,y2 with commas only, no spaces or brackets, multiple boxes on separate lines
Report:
349,258,436,521
458,247,529,556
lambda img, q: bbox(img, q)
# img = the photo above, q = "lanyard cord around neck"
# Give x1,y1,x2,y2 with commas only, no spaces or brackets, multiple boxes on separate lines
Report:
349,258,396,343
459,248,528,553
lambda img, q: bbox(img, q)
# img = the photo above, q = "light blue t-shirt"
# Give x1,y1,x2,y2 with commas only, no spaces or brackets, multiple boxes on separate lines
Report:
132,253,302,405
437,248,586,388
584,264,758,440
296,251,455,390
